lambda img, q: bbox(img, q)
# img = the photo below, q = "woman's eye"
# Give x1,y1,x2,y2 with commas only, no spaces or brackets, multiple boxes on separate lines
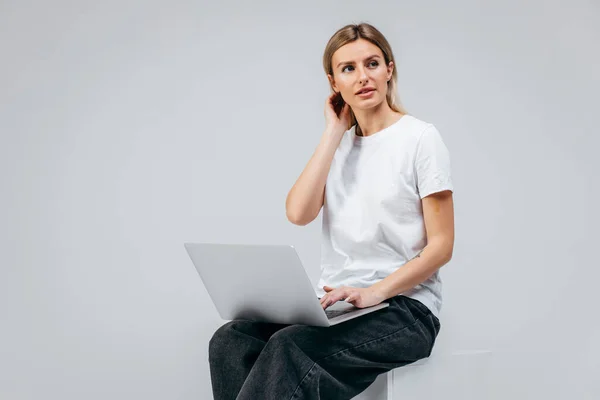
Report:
341,61,379,73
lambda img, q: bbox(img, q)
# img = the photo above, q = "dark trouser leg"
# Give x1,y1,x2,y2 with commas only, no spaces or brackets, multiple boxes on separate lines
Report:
235,295,440,400
208,319,290,400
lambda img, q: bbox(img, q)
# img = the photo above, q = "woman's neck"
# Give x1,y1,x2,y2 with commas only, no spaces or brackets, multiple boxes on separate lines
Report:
354,103,404,137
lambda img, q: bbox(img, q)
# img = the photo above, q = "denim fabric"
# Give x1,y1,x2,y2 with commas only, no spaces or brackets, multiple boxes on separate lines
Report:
208,295,440,400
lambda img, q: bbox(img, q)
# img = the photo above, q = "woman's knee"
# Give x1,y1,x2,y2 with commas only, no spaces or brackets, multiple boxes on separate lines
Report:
265,325,313,352
208,320,237,356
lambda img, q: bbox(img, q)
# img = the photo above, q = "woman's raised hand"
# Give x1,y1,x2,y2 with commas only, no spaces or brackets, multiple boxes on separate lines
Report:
324,92,351,136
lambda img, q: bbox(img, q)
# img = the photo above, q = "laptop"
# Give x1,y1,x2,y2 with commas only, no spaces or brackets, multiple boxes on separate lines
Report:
183,243,389,327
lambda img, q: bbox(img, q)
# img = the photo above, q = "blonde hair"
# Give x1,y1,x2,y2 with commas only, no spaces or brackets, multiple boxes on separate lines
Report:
322,22,409,136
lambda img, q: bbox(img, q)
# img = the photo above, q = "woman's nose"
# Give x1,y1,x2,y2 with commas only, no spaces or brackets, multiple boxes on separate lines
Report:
357,67,368,83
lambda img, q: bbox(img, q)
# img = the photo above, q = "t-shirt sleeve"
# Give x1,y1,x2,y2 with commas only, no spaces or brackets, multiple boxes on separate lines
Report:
414,124,454,199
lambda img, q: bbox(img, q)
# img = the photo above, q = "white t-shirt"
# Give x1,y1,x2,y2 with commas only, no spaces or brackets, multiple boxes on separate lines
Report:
314,114,453,319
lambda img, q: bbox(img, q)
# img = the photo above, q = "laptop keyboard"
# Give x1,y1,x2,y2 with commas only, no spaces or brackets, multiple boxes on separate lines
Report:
325,308,355,319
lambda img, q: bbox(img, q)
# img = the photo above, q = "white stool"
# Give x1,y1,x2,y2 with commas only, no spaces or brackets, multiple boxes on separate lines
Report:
351,350,493,400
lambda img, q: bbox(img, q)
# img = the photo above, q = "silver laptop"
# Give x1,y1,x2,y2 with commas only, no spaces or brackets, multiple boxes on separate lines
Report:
184,243,389,327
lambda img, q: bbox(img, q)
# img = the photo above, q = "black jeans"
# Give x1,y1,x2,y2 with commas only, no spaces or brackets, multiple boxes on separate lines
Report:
208,295,440,400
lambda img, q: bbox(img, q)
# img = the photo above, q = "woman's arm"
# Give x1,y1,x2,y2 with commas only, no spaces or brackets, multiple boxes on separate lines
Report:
285,128,344,226
371,190,455,299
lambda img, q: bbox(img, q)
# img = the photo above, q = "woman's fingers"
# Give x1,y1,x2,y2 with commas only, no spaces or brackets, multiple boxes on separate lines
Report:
321,286,370,309
322,287,355,308
321,286,333,308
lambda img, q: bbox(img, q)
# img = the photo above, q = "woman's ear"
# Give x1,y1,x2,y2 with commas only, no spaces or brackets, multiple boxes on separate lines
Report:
387,61,394,81
327,74,338,93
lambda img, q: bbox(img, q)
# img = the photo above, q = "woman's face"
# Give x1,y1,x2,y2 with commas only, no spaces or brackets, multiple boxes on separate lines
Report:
328,38,394,111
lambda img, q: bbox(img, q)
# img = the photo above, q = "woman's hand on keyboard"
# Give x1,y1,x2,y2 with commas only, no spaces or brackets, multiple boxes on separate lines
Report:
320,285,386,309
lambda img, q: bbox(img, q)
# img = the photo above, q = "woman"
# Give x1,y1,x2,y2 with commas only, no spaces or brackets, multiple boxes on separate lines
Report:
208,22,455,400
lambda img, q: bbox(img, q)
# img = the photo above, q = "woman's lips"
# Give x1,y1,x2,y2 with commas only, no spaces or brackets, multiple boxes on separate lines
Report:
357,89,375,98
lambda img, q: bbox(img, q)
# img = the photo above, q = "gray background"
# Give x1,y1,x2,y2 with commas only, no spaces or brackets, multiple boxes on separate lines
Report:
1,0,598,399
